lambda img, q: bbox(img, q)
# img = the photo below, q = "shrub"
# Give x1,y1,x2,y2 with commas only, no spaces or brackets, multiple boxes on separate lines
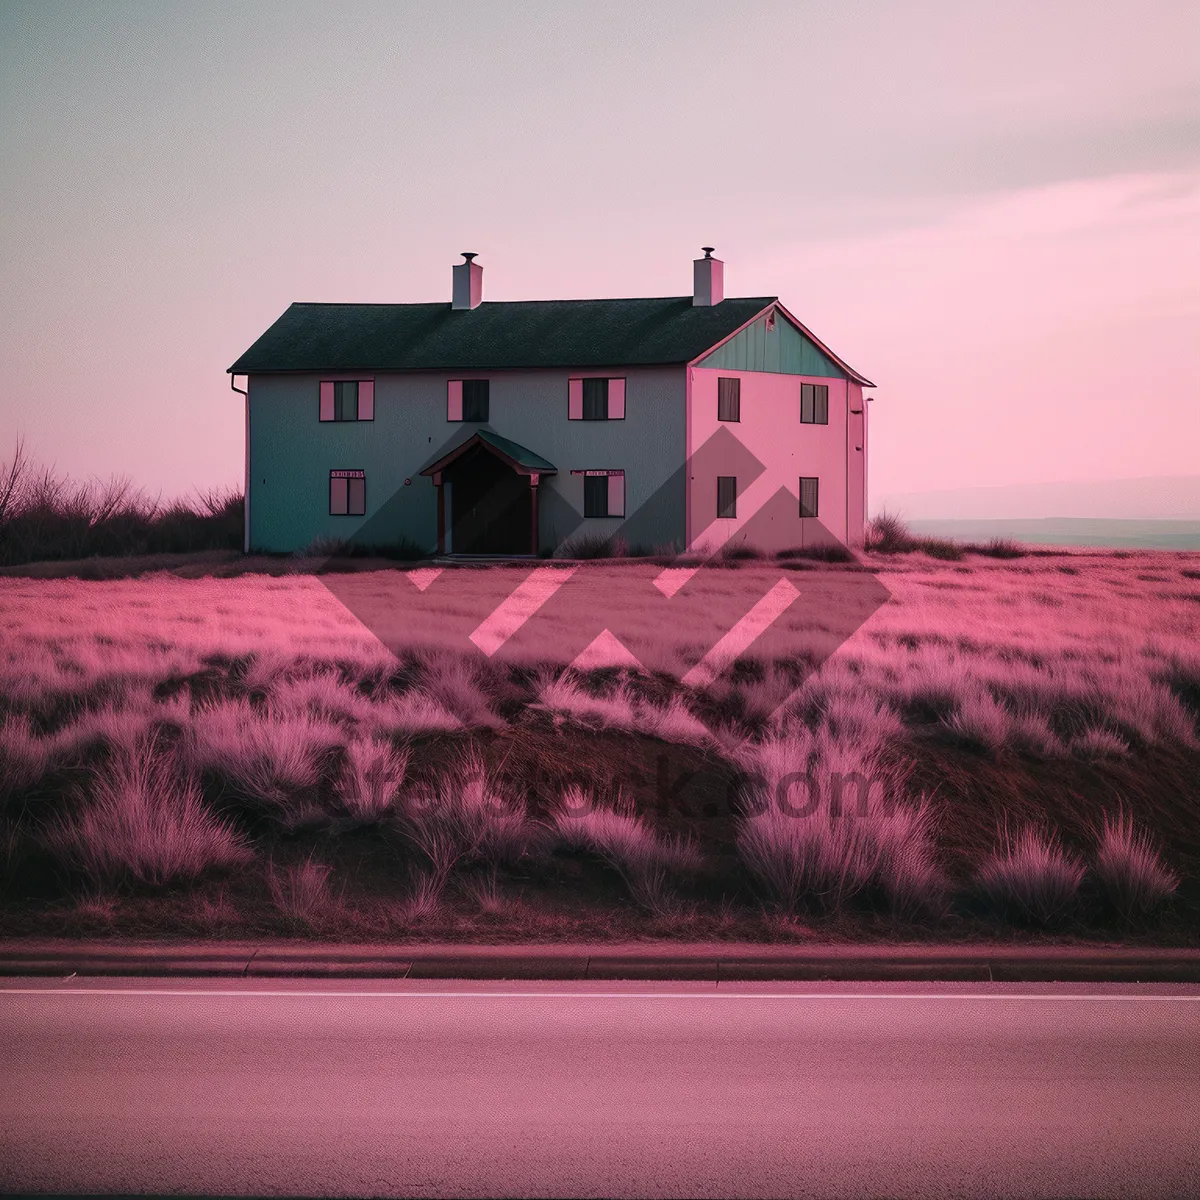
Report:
775,543,855,563
863,510,912,553
967,536,1025,559
1092,813,1179,923
397,753,533,889
336,737,410,823
554,787,702,912
42,738,251,888
975,826,1085,926
558,533,623,559
0,439,243,566
267,856,333,926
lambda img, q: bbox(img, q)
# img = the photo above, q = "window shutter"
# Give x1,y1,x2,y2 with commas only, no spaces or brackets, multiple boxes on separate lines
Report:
607,472,625,517
568,378,583,420
348,476,366,516
800,383,814,424
357,380,374,421
330,476,348,515
608,378,625,420
447,380,463,421
718,377,740,422
815,385,828,425
320,381,335,422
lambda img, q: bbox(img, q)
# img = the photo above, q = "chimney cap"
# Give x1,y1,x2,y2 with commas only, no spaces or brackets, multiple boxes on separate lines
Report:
461,252,478,263
701,246,715,258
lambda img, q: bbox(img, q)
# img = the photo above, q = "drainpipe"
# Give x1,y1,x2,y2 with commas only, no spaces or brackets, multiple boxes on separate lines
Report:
230,374,249,554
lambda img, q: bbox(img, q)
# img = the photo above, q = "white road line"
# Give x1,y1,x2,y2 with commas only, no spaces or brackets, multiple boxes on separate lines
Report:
469,566,577,656
1,989,1196,1001
681,576,800,686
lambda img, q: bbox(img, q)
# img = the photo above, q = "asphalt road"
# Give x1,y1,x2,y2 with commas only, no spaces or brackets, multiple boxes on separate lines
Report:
2,979,1199,1199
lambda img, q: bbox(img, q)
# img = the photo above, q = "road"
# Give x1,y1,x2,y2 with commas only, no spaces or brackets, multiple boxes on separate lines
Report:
2,979,1199,1198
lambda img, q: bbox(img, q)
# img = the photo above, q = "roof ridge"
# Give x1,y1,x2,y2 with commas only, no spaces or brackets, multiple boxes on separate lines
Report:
286,296,778,308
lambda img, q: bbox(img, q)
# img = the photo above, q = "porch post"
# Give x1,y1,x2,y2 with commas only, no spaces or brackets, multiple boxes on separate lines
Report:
529,472,540,556
435,472,445,555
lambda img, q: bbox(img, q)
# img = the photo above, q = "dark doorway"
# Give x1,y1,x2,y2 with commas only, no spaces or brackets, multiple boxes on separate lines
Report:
447,445,532,554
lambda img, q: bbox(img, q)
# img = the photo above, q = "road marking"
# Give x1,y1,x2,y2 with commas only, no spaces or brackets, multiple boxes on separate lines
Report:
1,988,1197,1000
469,566,577,656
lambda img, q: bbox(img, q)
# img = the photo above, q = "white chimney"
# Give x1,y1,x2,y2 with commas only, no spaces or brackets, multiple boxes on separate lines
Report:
452,252,483,310
693,246,723,306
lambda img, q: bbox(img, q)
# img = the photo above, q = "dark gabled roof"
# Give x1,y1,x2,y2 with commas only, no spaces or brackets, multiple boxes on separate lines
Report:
227,296,778,374
420,429,557,477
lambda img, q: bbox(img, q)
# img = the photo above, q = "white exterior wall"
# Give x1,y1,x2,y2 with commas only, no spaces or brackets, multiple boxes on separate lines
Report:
687,367,856,552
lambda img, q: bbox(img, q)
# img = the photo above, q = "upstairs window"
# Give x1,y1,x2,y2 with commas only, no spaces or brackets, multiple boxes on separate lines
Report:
717,377,741,422
799,476,819,518
569,377,626,420
800,383,829,424
330,469,366,516
320,380,374,421
447,379,489,421
717,476,737,519
579,469,625,518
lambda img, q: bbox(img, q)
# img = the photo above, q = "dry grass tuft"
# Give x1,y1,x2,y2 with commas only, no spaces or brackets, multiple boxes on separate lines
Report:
42,737,251,888
184,699,345,820
336,737,410,823
975,826,1085,926
267,855,334,926
735,731,943,916
1092,812,1179,923
554,787,703,912
397,751,534,890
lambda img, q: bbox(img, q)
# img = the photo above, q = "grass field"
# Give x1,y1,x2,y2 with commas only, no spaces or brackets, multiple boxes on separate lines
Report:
2,543,1198,943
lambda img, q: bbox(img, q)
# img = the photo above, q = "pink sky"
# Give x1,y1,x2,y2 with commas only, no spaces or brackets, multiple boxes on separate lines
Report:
1,1,1197,513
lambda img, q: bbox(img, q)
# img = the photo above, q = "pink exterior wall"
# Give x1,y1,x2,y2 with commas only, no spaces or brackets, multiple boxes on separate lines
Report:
687,367,857,553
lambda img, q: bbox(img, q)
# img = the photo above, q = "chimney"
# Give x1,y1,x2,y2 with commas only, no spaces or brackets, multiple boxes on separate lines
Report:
693,246,723,306
452,252,483,310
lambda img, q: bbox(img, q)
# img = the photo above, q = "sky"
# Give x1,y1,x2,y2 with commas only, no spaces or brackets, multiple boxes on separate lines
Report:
1,0,1197,513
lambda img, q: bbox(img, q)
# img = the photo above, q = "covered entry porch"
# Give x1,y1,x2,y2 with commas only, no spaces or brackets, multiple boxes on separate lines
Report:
420,429,558,556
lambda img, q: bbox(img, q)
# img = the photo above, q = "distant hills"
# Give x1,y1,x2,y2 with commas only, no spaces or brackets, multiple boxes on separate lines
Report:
906,518,1200,550
876,475,1200,547
877,475,1200,521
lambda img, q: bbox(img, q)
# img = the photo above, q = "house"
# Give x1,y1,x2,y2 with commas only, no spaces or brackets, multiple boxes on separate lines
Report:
227,250,874,557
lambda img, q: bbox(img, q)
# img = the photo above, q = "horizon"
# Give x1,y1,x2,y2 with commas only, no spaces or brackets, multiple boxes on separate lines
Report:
2,0,1197,518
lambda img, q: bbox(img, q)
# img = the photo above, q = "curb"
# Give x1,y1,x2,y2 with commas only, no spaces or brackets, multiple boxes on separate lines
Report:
3,942,1200,982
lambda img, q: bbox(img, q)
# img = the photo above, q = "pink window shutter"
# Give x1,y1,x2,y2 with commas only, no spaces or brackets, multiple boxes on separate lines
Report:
568,379,583,420
357,380,374,420
607,472,625,517
447,380,463,421
319,381,335,421
608,378,625,419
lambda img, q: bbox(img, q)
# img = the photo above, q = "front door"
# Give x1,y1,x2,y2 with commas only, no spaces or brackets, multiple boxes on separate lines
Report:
448,446,531,554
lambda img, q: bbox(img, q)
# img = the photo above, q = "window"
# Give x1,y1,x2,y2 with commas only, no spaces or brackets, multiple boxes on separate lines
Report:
320,380,374,421
799,476,819,518
580,470,625,518
582,378,607,420
717,377,741,422
717,476,737,519
800,383,829,424
330,469,366,516
447,379,489,421
568,378,625,419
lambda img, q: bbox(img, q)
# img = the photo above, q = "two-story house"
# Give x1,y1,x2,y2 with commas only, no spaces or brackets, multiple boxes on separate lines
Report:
227,249,874,557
